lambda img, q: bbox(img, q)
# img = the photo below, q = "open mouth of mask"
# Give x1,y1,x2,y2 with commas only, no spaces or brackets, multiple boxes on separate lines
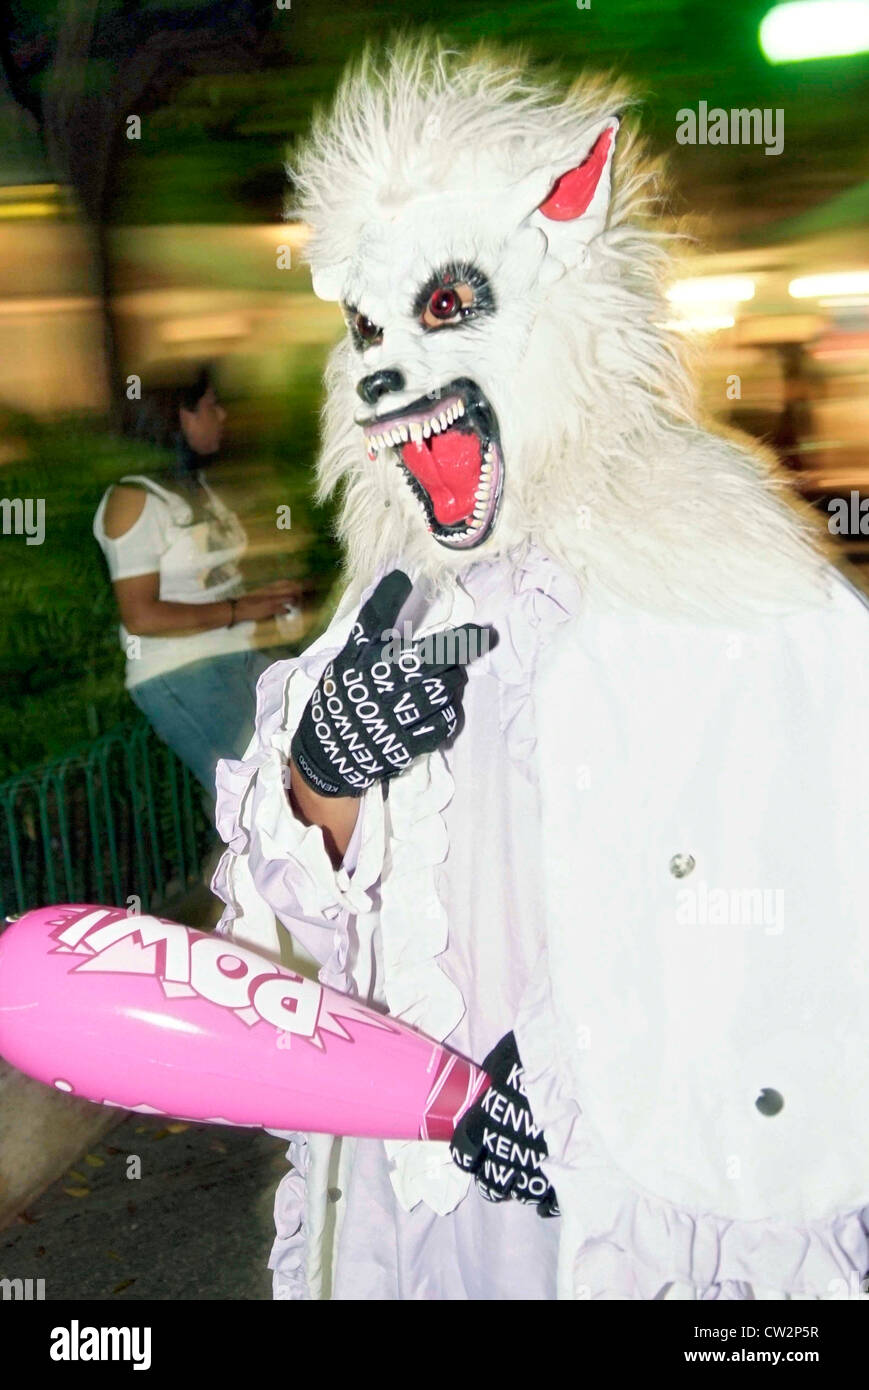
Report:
362,377,503,549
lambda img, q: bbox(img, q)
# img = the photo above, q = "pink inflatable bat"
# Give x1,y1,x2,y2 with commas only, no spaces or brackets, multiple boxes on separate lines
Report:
0,904,488,1141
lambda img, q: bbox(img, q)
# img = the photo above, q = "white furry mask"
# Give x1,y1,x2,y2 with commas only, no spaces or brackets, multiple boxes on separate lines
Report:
290,43,823,613
306,117,617,560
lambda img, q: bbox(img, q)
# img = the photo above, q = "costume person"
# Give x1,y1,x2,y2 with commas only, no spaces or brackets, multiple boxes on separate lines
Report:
211,43,869,1299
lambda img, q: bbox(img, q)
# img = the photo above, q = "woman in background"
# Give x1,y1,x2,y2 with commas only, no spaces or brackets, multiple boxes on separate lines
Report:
93,362,297,796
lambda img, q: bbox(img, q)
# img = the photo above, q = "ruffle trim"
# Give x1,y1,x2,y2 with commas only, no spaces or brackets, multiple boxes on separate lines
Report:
212,652,386,958
491,546,582,775
515,954,869,1300
268,1133,311,1301
381,546,584,1213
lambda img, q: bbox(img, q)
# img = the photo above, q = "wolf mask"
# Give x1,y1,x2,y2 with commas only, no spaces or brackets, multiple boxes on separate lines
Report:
289,41,823,614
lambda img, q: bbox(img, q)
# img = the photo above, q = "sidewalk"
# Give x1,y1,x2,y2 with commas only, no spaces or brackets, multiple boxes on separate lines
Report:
1,1109,290,1300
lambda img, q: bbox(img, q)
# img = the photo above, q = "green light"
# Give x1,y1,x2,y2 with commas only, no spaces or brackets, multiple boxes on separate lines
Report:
760,0,869,61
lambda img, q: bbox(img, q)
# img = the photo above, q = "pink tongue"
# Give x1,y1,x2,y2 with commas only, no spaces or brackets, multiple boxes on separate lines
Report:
400,430,481,526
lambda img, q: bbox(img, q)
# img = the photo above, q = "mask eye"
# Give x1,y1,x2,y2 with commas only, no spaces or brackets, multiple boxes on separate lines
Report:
413,262,494,331
355,313,381,342
343,305,383,349
420,281,474,329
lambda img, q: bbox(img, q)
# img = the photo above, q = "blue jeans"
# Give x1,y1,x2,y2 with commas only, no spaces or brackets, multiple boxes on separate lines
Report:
129,648,286,796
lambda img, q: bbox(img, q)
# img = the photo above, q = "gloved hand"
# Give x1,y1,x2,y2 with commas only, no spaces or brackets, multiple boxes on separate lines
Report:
450,1031,560,1217
291,569,491,798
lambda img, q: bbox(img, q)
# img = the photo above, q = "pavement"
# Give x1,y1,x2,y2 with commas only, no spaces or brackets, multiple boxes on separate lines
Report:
0,1110,290,1301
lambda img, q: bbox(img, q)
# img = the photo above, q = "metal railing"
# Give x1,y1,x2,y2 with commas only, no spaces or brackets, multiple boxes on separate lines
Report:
0,721,215,920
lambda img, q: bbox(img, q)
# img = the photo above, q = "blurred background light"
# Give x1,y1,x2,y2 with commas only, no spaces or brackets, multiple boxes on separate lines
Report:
666,277,754,334
667,276,756,305
789,271,869,296
161,313,251,343
760,1,869,62
0,183,65,220
666,311,737,333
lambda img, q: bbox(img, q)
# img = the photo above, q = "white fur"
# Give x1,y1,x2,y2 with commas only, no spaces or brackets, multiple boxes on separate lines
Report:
288,39,829,617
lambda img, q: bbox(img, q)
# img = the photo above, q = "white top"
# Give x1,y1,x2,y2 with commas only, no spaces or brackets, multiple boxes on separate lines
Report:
93,472,256,688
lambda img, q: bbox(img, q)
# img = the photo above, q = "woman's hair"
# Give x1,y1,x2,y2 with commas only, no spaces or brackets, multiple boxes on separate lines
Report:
120,361,217,451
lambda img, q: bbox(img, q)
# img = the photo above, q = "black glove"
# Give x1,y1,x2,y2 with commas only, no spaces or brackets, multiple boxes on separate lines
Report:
450,1032,560,1218
291,569,490,798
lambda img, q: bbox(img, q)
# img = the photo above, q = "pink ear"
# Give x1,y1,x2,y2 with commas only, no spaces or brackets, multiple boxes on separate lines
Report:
538,125,615,222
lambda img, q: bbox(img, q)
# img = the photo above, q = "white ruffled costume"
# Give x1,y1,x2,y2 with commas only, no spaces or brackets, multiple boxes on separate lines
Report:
211,543,869,1300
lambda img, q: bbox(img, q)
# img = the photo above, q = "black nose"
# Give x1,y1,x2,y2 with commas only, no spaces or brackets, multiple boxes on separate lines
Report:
357,369,405,406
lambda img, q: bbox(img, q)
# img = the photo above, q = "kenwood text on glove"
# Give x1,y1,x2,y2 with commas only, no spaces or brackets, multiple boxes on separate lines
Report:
450,1030,560,1217
291,568,492,797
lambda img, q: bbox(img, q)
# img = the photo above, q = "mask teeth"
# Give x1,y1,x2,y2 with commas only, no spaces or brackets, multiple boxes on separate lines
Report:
366,389,498,549
363,394,465,454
